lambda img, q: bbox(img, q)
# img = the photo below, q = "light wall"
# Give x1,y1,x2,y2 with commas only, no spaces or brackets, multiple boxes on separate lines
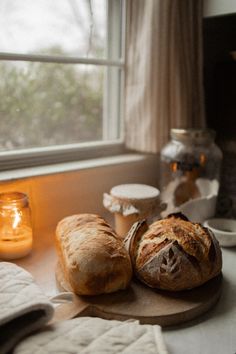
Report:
0,155,159,237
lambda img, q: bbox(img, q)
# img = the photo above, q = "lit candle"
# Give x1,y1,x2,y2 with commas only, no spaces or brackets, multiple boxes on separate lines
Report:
0,192,33,260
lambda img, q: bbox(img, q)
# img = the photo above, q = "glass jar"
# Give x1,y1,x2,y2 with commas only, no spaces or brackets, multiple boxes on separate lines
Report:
160,129,223,222
0,192,33,260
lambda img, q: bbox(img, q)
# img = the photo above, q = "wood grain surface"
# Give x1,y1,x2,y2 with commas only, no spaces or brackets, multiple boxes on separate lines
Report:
54,262,222,327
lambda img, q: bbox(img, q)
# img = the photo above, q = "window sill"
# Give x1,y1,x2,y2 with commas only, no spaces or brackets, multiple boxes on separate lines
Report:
0,153,155,182
0,140,126,172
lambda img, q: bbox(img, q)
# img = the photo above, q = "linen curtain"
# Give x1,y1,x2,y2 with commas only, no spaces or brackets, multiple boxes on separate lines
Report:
124,0,205,153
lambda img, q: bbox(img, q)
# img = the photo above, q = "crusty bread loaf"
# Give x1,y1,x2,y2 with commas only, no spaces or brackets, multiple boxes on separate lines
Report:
124,213,222,291
55,214,132,295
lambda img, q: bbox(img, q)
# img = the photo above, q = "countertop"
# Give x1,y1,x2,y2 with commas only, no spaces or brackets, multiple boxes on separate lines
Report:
11,228,236,354
164,247,236,354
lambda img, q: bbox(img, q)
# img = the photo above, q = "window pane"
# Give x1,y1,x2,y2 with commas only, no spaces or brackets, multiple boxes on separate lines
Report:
0,0,107,58
0,61,115,150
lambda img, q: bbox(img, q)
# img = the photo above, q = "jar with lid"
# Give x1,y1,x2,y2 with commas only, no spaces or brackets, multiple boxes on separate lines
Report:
160,129,223,222
103,184,162,237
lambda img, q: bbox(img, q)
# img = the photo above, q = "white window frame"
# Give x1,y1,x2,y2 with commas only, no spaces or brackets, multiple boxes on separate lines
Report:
0,0,126,171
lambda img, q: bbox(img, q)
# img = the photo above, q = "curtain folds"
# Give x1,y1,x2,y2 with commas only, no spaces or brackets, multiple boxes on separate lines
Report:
124,0,205,153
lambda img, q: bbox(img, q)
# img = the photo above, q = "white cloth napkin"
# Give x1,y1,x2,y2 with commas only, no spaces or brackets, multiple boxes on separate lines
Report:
0,262,168,354
0,262,54,354
14,316,168,354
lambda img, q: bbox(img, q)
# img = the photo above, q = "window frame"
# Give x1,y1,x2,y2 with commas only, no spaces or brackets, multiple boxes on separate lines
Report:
0,0,126,171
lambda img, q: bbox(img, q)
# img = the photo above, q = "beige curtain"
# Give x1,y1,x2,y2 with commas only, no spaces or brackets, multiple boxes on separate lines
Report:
125,0,205,153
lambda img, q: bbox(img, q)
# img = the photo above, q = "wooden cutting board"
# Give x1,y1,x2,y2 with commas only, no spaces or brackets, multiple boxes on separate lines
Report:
53,263,222,327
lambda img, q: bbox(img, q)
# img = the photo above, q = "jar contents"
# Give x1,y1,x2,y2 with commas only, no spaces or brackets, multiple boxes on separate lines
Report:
160,129,222,222
0,192,33,260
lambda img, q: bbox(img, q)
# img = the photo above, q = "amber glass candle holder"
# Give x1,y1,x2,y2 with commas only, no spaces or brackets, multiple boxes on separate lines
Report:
0,192,33,260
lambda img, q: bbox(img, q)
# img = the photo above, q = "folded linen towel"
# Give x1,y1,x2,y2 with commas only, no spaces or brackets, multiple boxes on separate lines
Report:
14,316,168,354
0,262,168,354
0,262,54,354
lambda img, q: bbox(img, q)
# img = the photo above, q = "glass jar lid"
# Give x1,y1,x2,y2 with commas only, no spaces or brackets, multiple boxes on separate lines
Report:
171,128,216,144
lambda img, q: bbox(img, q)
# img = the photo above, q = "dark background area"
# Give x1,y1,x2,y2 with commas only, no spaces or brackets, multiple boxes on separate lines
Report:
203,14,236,139
203,13,236,216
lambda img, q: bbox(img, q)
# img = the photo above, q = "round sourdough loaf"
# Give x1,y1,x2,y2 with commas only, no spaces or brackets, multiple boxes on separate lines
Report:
55,214,132,295
124,213,222,291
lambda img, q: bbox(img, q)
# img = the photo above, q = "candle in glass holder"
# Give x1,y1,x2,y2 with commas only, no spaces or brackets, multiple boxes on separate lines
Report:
0,192,33,260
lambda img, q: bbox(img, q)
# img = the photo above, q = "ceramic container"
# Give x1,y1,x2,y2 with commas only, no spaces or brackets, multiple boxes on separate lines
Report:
204,218,236,247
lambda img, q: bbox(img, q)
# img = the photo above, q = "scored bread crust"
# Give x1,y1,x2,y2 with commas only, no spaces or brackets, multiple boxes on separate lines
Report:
55,214,132,295
125,213,222,291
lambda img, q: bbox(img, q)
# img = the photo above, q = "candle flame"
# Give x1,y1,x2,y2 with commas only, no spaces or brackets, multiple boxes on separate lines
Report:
199,153,206,166
12,209,21,229
171,162,178,172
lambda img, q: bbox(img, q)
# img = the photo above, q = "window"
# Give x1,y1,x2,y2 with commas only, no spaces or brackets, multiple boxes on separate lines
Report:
0,0,125,170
